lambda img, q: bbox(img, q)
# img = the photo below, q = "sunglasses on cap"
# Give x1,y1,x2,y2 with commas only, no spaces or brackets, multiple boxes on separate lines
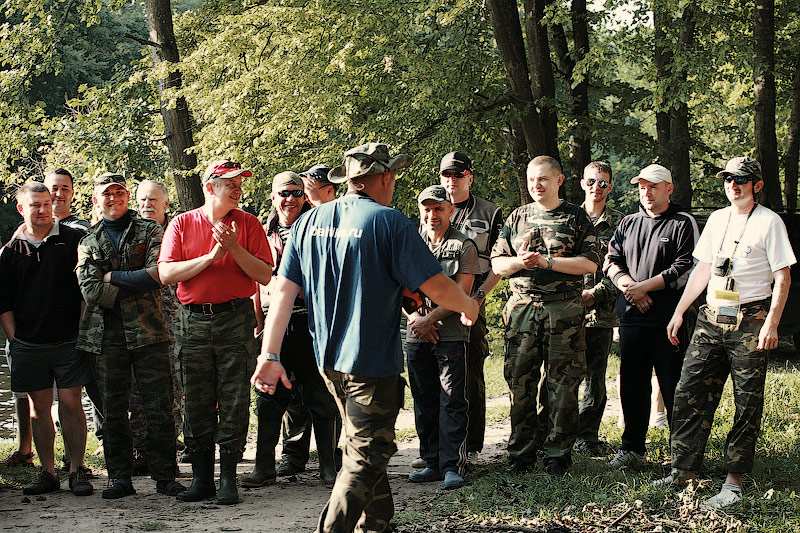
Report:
723,175,754,185
585,178,610,189
440,170,469,179
209,161,244,179
277,189,304,198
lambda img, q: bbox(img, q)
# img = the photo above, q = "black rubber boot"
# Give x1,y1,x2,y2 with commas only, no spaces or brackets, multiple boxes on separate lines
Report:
176,448,215,502
314,418,340,488
240,413,280,488
216,453,240,505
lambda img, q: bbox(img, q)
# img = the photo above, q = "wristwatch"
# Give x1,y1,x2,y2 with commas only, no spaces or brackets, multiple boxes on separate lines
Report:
475,289,487,300
545,257,554,270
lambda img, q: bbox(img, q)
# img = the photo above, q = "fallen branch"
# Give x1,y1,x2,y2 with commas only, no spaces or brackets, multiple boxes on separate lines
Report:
607,507,633,529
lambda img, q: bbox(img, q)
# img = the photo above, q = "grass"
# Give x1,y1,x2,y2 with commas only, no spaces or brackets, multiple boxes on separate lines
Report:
394,353,800,532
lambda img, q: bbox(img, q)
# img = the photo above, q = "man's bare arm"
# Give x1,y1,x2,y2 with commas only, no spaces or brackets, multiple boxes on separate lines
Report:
758,266,791,351
0,311,15,341
666,261,711,345
419,272,479,326
159,243,225,285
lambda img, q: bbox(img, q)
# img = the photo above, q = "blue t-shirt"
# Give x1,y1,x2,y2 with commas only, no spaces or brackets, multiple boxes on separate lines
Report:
280,194,442,377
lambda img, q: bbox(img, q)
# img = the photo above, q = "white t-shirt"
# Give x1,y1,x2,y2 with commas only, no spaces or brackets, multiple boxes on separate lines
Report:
695,204,796,306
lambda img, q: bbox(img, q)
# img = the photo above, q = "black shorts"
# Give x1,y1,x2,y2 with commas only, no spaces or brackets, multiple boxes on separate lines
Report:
10,338,92,393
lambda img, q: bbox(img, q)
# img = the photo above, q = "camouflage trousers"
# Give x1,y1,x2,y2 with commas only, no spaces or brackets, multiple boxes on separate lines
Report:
174,301,258,457
466,309,489,453
316,370,404,533
93,311,177,480
503,293,586,463
576,327,614,445
129,345,184,452
671,300,770,474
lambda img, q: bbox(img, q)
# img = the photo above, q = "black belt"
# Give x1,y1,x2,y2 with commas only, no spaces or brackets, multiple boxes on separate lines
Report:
182,298,249,315
523,291,580,303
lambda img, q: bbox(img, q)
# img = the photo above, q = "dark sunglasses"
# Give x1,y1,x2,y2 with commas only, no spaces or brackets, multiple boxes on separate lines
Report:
440,171,468,179
585,178,610,189
277,189,304,198
723,175,753,185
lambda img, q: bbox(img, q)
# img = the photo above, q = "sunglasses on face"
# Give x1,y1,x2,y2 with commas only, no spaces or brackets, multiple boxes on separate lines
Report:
585,178,610,189
277,189,304,198
440,171,468,179
723,175,753,185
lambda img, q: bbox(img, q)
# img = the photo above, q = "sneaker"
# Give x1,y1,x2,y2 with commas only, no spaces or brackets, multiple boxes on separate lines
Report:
468,451,480,465
608,449,647,470
410,457,426,469
443,471,465,490
652,468,690,488
2,450,34,467
23,469,60,495
69,468,94,496
701,483,742,510
408,467,443,483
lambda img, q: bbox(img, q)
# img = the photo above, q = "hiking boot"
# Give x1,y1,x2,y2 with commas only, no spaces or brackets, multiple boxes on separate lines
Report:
443,471,465,490
69,468,93,496
102,478,136,499
701,483,742,510
544,458,569,477
23,469,60,495
408,467,443,483
410,457,426,469
608,449,647,470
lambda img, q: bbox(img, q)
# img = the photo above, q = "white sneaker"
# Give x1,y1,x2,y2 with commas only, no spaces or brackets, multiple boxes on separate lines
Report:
608,449,647,470
468,451,480,466
701,483,742,510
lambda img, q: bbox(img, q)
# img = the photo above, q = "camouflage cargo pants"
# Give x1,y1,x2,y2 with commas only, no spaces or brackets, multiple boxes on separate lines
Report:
576,327,613,445
174,301,258,457
503,293,586,463
316,370,404,533
129,345,184,452
671,300,770,474
94,312,176,480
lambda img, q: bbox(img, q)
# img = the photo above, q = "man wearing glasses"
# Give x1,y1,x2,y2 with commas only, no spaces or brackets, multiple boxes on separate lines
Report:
575,162,624,456
604,164,698,471
438,151,503,466
159,160,273,505
656,157,794,509
243,172,340,489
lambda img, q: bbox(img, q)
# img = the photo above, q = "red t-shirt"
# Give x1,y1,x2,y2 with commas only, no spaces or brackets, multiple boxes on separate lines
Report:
159,208,273,304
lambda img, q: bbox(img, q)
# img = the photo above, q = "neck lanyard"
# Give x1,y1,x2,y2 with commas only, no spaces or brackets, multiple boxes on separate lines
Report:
717,203,757,260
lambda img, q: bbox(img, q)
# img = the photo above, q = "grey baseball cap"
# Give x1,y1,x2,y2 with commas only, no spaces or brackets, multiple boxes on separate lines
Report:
418,185,452,204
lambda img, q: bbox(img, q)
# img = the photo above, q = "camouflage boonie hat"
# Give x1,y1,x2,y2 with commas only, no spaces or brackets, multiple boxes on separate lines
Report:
271,171,303,192
716,157,763,182
94,172,128,193
418,185,452,204
328,143,413,183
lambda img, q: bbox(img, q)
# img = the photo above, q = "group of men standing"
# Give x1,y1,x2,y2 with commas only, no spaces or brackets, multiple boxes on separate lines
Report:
1,143,792,531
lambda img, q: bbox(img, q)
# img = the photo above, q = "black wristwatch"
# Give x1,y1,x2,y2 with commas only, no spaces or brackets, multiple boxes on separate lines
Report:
475,289,486,300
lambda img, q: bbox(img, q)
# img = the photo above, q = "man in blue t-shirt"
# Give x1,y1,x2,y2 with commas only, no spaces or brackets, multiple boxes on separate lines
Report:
251,143,479,533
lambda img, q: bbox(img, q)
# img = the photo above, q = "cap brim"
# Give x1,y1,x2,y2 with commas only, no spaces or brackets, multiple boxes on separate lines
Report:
716,170,749,179
440,163,469,173
204,168,252,182
630,176,669,184
94,182,128,193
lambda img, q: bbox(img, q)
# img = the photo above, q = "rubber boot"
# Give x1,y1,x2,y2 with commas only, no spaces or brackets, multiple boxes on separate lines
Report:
176,448,215,502
314,418,340,488
216,453,240,505
240,411,280,488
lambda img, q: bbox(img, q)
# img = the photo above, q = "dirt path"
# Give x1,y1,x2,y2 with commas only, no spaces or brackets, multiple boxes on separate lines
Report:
0,390,622,531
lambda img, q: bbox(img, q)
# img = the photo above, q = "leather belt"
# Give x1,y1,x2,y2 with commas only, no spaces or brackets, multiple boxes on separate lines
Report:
182,298,249,315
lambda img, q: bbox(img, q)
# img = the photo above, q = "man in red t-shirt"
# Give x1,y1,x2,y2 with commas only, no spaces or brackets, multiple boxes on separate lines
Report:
159,160,273,505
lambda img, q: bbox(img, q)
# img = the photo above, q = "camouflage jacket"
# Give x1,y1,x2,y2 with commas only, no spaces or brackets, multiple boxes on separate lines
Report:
159,215,180,327
582,204,625,328
76,211,170,354
491,200,600,297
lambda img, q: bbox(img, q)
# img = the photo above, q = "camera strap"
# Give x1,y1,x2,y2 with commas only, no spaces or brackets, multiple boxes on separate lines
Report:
716,203,757,270
713,204,756,325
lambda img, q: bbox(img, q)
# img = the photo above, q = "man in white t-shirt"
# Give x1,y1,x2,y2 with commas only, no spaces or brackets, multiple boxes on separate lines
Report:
658,157,796,509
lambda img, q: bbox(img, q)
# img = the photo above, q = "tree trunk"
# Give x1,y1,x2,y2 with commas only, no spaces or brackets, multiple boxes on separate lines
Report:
523,0,560,159
754,0,782,209
669,4,696,208
569,0,590,203
653,3,672,168
783,59,800,211
144,0,203,211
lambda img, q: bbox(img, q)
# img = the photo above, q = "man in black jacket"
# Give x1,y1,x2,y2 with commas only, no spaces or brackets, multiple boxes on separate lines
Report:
603,164,698,470
0,181,93,496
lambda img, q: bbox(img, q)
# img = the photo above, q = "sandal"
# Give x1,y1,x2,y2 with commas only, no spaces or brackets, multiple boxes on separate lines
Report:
156,480,187,496
2,450,34,467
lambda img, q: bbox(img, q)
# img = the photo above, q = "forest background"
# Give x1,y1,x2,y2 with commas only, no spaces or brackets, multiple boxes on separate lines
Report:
2,0,799,233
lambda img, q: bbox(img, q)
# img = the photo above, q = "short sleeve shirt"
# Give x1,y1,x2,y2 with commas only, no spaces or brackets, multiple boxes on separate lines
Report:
159,207,273,304
279,194,443,377
696,204,796,306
